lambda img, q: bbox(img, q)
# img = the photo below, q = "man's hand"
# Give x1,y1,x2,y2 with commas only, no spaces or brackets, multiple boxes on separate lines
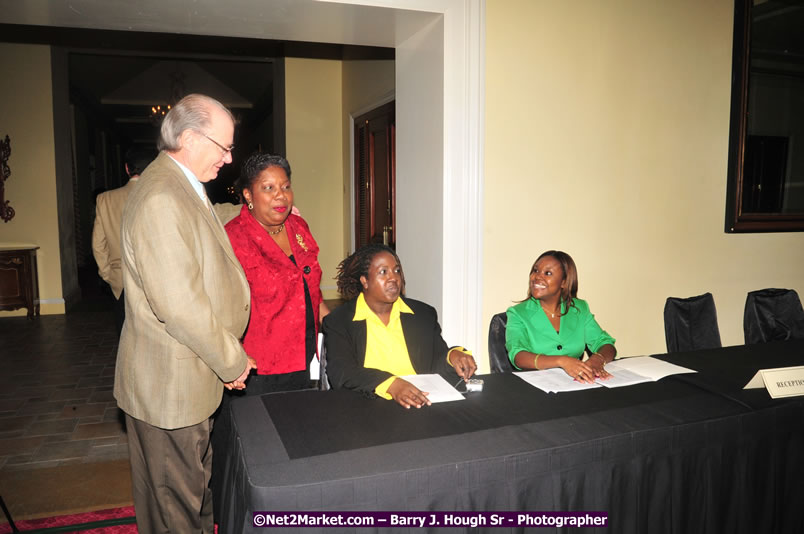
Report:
448,350,477,381
224,356,257,390
387,378,431,409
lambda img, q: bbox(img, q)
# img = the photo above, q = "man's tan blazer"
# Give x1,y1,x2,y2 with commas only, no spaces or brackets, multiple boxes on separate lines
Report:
92,179,138,299
114,152,250,430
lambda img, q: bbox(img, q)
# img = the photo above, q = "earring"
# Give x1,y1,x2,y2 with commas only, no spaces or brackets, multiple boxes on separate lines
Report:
247,202,253,210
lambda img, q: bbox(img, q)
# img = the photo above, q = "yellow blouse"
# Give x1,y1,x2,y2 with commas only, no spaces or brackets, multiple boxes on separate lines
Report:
353,293,416,399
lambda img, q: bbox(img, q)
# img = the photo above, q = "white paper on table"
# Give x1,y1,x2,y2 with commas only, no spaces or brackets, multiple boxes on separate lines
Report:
514,368,602,393
605,356,696,381
309,333,323,380
595,368,653,388
400,374,466,403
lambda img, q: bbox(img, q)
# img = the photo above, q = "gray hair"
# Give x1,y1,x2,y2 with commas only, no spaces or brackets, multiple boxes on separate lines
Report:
157,94,234,152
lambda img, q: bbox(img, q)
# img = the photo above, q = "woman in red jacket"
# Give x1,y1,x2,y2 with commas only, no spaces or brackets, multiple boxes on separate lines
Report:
225,152,329,394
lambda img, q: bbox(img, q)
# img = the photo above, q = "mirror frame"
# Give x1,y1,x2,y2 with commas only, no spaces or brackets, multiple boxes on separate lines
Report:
725,0,804,233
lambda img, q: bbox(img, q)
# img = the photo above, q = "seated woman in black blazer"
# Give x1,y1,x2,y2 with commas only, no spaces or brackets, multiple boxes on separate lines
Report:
323,244,477,409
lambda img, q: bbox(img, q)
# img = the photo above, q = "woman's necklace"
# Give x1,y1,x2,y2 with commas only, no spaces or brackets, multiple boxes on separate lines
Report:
267,223,284,236
543,303,560,318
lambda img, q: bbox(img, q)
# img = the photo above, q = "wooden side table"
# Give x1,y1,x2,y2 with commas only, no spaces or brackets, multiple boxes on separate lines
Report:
0,246,40,319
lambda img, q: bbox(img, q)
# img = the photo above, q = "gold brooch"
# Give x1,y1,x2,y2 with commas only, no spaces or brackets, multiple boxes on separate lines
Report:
295,234,308,251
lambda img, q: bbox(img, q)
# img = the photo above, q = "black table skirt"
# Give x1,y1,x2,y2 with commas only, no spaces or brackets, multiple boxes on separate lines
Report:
213,341,804,533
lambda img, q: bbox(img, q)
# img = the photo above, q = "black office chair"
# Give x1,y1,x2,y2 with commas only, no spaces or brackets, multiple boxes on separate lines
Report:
744,288,804,345
488,312,514,373
663,293,722,352
318,340,331,391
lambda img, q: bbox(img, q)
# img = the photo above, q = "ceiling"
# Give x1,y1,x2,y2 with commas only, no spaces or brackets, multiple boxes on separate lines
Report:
69,53,275,144
0,0,439,48
0,0,417,146
70,56,267,109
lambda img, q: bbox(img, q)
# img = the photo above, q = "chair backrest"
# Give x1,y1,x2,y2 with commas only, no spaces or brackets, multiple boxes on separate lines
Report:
488,312,514,373
744,288,804,345
318,337,331,391
663,293,722,353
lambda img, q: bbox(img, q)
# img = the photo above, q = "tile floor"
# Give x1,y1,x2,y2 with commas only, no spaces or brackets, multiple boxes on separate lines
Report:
0,308,128,472
0,293,345,474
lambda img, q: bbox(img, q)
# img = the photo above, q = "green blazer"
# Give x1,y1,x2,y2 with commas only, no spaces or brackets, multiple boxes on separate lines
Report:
505,297,615,369
114,152,250,429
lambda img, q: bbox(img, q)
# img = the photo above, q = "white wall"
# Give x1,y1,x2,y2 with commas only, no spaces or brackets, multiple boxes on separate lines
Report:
395,18,445,311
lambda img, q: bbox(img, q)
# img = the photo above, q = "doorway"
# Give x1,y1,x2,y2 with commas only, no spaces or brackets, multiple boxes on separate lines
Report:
67,52,277,309
354,101,395,248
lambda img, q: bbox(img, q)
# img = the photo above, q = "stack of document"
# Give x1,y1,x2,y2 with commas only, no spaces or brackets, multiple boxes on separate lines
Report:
515,356,696,393
515,368,602,393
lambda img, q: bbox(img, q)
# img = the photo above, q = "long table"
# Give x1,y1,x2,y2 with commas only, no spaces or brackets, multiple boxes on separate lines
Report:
213,340,804,533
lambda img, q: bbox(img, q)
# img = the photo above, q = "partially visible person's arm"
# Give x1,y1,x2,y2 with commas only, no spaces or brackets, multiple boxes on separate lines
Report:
505,306,545,371
386,377,430,409
92,199,111,284
582,301,617,378
322,312,394,393
514,351,598,383
447,349,477,380
584,344,615,378
419,303,477,380
212,202,242,225
224,356,257,390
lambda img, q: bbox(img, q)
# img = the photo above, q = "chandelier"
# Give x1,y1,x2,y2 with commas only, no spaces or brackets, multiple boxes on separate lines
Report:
150,104,171,124
148,62,186,126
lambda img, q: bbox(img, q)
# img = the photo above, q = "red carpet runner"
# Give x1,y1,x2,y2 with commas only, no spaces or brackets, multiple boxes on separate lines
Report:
0,506,136,533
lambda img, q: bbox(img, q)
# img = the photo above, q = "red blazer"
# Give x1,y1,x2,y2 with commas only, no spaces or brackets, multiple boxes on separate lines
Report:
225,206,323,375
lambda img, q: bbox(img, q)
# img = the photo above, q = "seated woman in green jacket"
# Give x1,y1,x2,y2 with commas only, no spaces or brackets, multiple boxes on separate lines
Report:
505,250,616,383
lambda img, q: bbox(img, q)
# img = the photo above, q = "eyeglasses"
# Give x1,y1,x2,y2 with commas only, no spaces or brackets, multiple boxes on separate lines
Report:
201,133,234,155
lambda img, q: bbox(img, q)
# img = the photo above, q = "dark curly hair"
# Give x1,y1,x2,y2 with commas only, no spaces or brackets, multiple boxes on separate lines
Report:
236,152,291,199
335,244,403,301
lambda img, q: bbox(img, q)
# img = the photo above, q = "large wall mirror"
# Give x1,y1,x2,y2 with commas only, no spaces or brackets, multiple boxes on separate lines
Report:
725,0,804,232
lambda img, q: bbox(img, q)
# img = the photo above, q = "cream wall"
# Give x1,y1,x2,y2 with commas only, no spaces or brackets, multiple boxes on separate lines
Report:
484,0,804,359
285,58,344,300
341,59,395,256
0,43,65,316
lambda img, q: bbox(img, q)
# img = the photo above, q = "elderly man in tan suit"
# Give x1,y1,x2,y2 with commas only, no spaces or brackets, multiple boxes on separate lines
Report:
91,147,156,334
114,94,255,534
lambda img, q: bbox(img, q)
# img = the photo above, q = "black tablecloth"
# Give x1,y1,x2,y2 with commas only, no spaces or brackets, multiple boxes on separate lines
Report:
213,340,804,533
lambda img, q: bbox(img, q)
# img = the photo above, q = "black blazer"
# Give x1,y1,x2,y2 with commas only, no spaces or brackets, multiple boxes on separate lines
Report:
322,297,459,394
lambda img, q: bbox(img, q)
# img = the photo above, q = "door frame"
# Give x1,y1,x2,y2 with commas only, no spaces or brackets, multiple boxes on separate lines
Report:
349,92,395,252
345,0,484,361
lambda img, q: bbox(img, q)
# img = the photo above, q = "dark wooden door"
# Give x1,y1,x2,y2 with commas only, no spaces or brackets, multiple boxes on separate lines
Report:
355,101,395,248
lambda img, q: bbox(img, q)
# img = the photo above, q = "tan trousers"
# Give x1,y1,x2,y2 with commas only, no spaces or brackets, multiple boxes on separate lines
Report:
125,414,214,534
